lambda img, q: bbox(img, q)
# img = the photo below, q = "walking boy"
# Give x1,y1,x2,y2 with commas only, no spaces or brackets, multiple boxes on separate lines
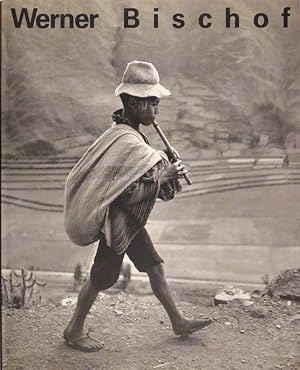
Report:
63,61,212,352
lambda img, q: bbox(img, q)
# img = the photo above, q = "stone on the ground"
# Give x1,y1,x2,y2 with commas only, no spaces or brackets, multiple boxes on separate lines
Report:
260,269,300,301
214,286,252,305
60,297,77,306
247,306,266,318
289,314,300,323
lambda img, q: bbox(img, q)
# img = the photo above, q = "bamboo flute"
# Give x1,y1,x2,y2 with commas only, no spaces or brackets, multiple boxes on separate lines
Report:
153,121,192,185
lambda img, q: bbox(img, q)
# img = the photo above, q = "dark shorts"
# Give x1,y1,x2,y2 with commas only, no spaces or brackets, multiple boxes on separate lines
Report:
90,227,163,291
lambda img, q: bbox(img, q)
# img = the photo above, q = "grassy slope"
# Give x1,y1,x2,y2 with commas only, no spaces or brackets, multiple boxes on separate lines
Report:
2,0,300,157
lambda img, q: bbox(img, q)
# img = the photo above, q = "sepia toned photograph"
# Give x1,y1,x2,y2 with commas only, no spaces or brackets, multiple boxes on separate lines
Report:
1,1,300,369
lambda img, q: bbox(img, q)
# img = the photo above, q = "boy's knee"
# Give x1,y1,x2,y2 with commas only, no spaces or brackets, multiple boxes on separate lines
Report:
146,262,165,280
90,273,119,292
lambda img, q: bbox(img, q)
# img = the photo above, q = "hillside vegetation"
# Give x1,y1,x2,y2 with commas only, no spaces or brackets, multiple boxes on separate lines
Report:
2,0,300,157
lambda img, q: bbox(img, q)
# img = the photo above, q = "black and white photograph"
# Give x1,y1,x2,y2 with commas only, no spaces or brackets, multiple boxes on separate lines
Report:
1,0,300,369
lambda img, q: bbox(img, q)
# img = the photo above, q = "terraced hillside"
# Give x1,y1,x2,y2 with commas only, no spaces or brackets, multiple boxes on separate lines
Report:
2,0,300,157
2,156,300,283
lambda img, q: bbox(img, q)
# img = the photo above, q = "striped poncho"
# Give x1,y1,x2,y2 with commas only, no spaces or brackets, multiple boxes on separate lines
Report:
64,124,169,253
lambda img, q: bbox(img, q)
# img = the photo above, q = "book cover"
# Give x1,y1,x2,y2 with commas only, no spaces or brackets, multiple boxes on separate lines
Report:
1,0,300,369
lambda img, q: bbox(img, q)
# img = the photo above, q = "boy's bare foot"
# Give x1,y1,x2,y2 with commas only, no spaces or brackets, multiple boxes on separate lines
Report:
63,328,104,352
172,317,213,337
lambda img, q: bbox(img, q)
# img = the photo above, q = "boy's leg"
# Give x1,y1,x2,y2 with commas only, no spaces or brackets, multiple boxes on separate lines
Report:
146,263,212,336
63,278,103,351
64,237,124,352
126,228,212,336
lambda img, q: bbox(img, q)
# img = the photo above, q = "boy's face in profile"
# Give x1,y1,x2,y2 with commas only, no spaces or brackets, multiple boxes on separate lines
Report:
138,97,160,126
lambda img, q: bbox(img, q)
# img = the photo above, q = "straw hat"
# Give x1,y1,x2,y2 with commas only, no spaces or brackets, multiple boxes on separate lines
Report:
115,60,171,98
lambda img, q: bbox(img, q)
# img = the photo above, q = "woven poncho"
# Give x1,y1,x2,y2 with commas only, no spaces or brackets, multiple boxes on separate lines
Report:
64,124,166,247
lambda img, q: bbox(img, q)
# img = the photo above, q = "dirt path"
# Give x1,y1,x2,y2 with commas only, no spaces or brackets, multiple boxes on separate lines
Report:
2,289,300,370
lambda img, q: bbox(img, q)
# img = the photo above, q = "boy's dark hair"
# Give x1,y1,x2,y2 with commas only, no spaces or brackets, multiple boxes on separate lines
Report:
120,93,159,111
120,93,131,108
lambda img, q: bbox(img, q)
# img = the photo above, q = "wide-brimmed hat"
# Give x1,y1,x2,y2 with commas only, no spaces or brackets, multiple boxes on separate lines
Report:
115,60,171,98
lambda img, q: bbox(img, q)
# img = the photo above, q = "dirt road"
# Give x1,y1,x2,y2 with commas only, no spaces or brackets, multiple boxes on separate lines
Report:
2,286,300,370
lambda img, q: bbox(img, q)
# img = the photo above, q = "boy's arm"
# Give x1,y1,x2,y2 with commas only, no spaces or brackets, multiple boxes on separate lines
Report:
117,158,182,206
117,179,159,205
116,160,166,206
157,179,182,201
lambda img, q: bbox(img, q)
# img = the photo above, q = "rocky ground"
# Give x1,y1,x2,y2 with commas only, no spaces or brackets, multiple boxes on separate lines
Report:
2,270,300,370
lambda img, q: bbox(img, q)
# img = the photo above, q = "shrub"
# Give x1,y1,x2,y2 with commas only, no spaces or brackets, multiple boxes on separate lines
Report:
16,140,57,157
1,269,46,308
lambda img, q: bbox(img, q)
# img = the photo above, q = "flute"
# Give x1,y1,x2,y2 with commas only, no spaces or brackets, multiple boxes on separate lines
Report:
153,121,192,185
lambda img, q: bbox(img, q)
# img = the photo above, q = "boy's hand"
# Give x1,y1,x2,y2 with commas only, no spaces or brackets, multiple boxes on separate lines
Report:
170,146,180,159
166,146,180,161
159,160,188,184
